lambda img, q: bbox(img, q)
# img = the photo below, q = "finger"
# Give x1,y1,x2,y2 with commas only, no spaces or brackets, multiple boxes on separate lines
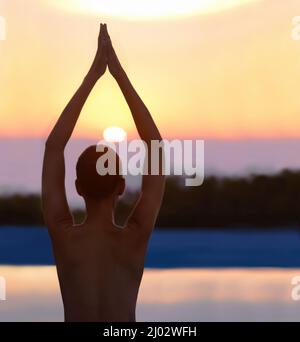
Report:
98,23,104,41
104,24,111,40
103,23,108,35
105,28,112,46
102,24,108,43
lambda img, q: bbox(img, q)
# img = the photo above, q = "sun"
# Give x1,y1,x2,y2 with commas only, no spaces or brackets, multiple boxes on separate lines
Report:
103,126,127,143
45,0,260,20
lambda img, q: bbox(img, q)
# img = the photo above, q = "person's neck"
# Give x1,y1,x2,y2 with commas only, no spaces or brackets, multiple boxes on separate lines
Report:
84,196,116,226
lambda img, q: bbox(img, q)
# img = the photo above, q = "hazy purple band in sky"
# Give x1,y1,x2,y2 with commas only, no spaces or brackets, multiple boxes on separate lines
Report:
0,138,299,205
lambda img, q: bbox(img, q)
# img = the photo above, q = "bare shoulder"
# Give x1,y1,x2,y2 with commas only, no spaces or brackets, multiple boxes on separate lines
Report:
47,222,77,253
123,221,153,247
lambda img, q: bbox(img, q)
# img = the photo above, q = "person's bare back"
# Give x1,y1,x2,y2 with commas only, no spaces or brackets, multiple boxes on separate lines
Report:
54,221,147,322
42,24,165,322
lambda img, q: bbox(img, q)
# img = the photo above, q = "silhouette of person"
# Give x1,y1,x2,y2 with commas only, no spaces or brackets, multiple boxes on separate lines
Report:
42,24,165,322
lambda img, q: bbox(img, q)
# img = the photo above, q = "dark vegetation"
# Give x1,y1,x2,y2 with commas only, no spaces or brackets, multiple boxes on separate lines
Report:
0,170,300,228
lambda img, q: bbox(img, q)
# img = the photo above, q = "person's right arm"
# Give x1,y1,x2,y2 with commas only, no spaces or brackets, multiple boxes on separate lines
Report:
105,27,165,237
42,24,108,237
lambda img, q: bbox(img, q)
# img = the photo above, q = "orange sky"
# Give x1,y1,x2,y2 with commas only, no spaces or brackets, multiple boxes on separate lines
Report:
1,0,300,140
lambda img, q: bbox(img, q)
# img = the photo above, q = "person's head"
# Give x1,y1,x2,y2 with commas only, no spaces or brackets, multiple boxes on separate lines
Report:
75,145,125,202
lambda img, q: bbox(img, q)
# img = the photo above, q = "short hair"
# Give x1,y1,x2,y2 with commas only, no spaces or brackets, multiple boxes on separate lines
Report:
76,145,123,200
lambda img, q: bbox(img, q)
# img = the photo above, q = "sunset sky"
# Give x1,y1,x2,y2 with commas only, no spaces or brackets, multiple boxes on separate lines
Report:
1,0,300,140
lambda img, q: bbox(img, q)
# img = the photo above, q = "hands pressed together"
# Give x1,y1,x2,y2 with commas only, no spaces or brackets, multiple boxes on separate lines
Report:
89,23,123,80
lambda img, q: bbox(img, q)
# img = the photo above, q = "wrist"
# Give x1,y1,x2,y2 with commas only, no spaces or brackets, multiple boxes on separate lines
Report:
114,67,127,83
84,71,100,84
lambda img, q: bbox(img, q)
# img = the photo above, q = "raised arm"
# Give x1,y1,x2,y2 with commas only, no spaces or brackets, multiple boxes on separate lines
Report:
105,27,165,236
42,24,108,236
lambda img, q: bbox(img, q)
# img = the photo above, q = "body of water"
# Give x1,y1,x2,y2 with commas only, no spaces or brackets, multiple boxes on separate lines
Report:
1,227,300,321
0,227,300,267
0,266,300,321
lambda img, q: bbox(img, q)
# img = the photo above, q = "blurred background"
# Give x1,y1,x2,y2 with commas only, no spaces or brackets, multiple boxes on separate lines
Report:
1,0,300,321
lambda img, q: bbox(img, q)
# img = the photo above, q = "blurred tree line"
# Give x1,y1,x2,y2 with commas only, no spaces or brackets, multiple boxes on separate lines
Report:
0,170,299,228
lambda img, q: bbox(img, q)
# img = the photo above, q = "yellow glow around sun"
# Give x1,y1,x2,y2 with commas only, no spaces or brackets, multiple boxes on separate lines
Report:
103,126,127,143
46,0,259,19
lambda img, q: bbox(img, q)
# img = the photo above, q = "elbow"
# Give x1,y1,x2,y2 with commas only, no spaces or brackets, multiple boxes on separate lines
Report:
45,137,64,152
45,138,55,151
